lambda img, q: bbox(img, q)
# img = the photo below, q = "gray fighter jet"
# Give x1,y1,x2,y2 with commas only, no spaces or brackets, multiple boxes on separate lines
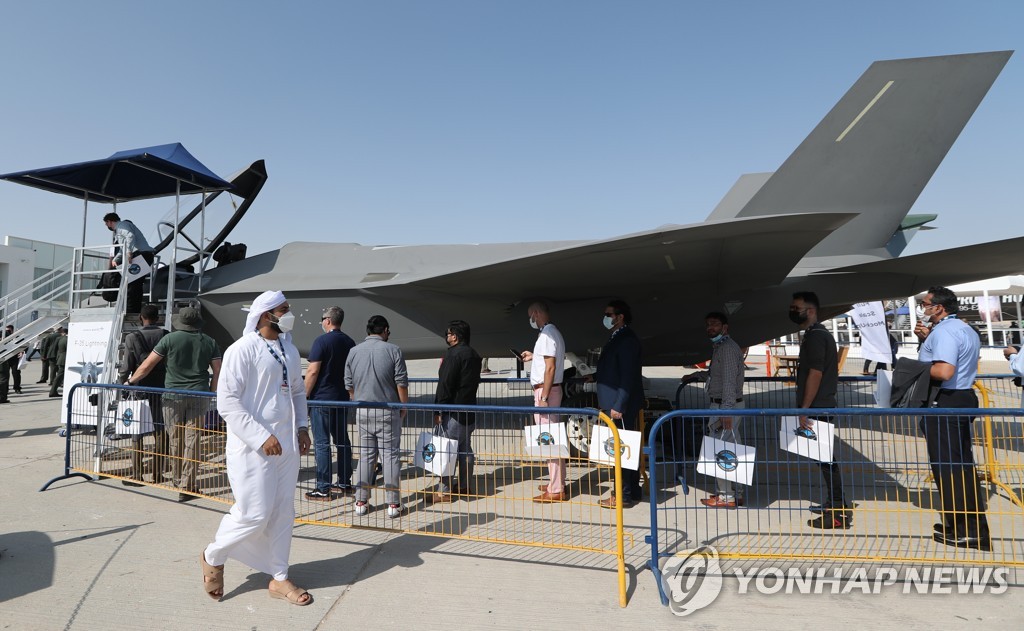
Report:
196,51,1022,365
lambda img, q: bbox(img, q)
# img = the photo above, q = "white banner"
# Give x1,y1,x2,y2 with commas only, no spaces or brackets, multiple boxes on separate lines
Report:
849,301,891,365
60,319,114,426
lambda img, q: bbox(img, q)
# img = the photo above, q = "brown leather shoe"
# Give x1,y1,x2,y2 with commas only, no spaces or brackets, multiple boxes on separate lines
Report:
700,495,742,508
429,493,454,504
533,491,569,503
598,495,638,509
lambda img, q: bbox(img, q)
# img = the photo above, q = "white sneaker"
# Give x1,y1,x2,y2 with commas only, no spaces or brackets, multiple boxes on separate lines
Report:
386,504,402,519
354,501,370,516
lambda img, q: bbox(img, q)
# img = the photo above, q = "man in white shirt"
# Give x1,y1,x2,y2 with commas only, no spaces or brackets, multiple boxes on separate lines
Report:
520,302,568,502
200,290,313,606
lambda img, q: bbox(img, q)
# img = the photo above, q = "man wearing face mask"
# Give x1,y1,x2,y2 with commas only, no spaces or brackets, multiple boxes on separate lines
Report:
431,320,482,503
126,306,221,501
519,302,568,502
594,300,645,509
789,291,852,529
345,315,409,518
681,311,746,508
201,290,313,605
304,306,357,501
915,287,990,551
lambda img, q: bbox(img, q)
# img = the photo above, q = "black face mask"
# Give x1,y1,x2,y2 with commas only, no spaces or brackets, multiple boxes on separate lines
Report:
788,310,808,325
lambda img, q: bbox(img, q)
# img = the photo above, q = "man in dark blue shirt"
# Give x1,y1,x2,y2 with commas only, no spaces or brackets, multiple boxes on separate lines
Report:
595,300,645,510
305,306,357,500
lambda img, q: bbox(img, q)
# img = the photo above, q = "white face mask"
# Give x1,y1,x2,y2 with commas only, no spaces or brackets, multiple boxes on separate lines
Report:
529,316,539,330
602,316,614,330
916,305,934,328
272,312,295,333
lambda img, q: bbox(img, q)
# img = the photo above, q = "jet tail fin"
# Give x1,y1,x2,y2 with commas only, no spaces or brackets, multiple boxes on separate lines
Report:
735,51,1012,257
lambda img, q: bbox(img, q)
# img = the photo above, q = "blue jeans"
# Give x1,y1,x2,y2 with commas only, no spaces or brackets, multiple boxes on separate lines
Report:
310,404,353,492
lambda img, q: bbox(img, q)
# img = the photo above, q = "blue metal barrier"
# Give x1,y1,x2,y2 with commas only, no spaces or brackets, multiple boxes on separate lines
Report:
645,406,1024,606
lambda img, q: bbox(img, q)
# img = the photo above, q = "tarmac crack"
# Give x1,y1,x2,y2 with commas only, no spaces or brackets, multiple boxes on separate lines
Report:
314,532,397,630
62,528,139,631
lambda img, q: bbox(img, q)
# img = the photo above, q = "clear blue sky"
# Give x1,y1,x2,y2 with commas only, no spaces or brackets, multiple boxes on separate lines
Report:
1,1,1021,259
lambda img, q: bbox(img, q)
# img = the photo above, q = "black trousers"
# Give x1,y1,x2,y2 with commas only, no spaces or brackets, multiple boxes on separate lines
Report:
0,359,9,401
809,414,848,507
919,389,989,537
125,251,155,314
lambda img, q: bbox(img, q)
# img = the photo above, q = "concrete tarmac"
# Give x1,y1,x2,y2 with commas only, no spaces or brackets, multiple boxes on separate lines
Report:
1,360,1021,630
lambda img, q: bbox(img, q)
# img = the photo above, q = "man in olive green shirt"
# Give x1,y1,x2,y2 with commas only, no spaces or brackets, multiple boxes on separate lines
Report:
128,308,221,501
48,328,68,398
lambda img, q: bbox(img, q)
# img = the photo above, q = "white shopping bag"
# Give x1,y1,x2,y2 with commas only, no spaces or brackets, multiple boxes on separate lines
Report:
779,416,835,463
696,434,756,486
17,352,28,371
523,422,570,459
125,254,151,283
114,397,155,435
414,427,458,477
588,424,641,471
875,369,893,408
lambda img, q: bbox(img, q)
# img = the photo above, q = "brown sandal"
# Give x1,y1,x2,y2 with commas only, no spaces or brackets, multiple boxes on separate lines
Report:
200,551,224,601
269,579,313,606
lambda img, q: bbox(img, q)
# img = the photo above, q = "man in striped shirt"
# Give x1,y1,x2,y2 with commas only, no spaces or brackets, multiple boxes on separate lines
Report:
681,311,746,508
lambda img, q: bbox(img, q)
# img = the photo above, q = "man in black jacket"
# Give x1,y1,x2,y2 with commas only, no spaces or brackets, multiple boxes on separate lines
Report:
118,304,169,486
431,320,482,503
595,300,645,509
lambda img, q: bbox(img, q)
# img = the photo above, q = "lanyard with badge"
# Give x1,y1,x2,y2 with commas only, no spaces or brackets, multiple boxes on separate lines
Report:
259,332,290,393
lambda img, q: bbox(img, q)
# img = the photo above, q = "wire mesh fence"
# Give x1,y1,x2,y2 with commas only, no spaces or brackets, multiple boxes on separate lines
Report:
646,406,1024,604
56,382,631,606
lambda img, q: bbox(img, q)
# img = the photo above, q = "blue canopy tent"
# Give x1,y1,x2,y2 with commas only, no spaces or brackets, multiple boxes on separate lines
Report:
0,143,232,204
0,143,234,308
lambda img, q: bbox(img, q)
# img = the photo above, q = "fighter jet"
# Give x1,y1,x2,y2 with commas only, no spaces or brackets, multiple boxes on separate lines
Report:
196,51,1022,365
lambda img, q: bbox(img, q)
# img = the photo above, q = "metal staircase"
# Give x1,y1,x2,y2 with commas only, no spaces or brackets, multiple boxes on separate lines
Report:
0,261,72,363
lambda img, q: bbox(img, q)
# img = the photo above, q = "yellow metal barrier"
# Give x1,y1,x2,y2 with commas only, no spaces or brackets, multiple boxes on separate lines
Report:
61,385,632,607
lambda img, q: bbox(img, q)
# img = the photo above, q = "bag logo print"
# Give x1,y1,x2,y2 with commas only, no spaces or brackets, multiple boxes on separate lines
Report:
536,431,555,446
715,449,738,472
121,407,134,427
603,437,630,459
128,263,141,275
421,443,436,463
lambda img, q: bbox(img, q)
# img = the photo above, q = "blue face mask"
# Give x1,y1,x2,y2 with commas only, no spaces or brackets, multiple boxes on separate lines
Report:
709,333,724,344
603,316,615,330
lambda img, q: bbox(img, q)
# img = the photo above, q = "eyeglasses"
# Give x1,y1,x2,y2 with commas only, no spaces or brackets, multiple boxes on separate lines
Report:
603,312,617,317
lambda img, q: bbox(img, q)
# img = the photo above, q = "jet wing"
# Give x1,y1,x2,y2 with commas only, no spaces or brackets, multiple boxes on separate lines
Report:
813,236,1024,297
405,212,856,301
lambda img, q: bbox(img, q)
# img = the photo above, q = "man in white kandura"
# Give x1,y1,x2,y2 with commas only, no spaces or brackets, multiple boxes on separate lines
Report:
200,290,313,606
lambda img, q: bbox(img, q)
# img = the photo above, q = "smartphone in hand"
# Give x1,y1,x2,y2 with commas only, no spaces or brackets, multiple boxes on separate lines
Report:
509,347,523,360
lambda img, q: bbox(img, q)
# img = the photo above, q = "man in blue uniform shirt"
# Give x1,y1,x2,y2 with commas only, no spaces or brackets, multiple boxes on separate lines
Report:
916,286,989,551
